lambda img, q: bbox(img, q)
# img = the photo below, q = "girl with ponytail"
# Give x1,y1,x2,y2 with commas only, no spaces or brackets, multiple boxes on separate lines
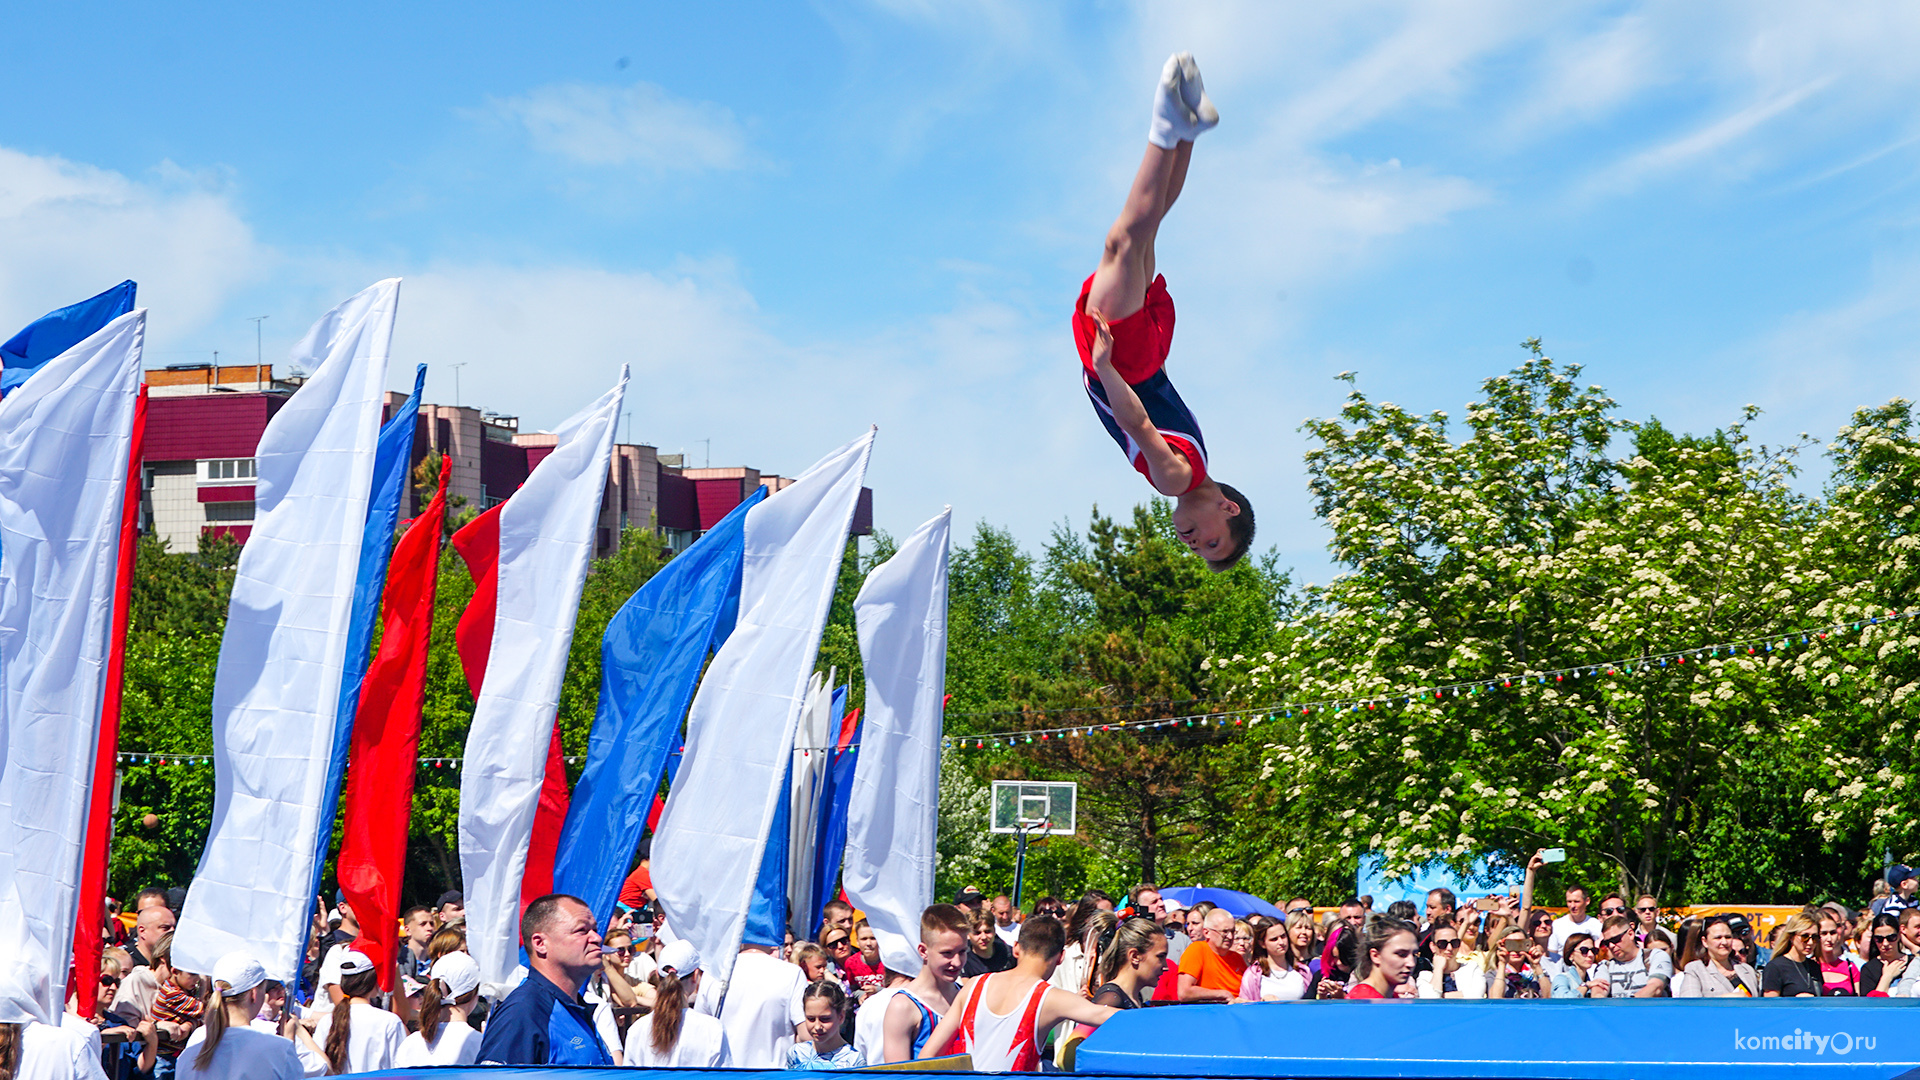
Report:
1092,918,1169,1009
623,939,731,1068
395,952,482,1066
309,951,405,1074
176,952,305,1079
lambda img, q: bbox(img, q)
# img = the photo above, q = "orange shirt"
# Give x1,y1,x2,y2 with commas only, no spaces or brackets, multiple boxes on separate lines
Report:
1177,940,1247,993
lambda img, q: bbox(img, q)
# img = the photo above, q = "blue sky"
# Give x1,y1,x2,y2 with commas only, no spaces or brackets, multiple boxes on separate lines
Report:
4,1,1919,582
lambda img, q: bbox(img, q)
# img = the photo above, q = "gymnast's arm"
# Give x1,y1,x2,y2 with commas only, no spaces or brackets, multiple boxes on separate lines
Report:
1087,311,1194,497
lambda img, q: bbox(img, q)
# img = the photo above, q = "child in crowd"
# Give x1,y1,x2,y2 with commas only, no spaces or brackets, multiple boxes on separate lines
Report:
844,922,886,1000
395,952,483,1067
787,980,864,1070
310,951,406,1073
148,934,205,1074
624,940,730,1068
1076,52,1252,571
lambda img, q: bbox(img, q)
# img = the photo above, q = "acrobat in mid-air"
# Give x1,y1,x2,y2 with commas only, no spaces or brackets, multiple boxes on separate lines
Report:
1075,52,1252,570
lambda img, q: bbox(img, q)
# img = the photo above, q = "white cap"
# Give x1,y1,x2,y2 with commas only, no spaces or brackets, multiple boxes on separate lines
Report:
336,950,376,977
429,951,482,999
657,939,701,977
211,952,266,996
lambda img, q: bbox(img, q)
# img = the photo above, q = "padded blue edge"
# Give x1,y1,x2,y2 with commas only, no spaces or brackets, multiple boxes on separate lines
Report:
1073,998,1920,1079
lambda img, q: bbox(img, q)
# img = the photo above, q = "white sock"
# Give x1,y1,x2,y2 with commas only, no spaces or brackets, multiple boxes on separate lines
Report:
1176,52,1219,135
1148,54,1192,150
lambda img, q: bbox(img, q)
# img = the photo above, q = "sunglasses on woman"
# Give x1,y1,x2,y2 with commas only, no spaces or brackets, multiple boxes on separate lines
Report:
1873,933,1899,946
1431,937,1460,949
97,975,120,987
1573,945,1596,956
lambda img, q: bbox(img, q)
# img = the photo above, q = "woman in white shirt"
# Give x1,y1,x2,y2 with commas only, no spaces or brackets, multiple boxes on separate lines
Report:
309,951,405,1074
395,952,482,1066
1238,916,1310,1001
624,940,732,1068
181,952,308,1080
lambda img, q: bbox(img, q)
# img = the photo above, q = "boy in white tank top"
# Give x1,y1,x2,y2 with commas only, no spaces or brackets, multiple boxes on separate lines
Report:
917,915,1116,1072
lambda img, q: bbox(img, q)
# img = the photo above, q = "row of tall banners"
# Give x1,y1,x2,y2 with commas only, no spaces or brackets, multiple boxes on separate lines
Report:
0,279,950,1024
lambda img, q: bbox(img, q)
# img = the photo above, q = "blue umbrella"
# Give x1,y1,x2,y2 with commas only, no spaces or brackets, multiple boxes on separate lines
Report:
1158,886,1284,919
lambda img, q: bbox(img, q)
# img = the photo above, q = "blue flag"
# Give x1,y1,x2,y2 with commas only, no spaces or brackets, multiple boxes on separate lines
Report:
297,363,425,997
553,486,764,928
744,759,792,947
2,281,137,394
809,705,861,937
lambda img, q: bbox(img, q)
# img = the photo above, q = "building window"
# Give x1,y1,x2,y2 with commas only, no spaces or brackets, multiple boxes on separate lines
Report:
200,458,257,482
204,501,256,523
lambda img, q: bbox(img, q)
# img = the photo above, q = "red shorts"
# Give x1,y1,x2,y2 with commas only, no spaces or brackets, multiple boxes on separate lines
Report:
1073,272,1175,383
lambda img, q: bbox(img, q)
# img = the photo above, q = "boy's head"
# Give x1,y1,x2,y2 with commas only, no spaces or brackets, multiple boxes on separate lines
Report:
1173,482,1254,571
1014,914,1067,970
918,903,971,982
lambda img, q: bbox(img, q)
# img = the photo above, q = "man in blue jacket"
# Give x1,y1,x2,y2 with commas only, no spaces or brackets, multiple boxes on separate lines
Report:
477,893,616,1065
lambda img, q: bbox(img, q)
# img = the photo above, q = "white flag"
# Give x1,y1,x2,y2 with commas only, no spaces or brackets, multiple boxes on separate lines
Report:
653,429,874,985
459,368,627,988
174,280,399,981
0,311,143,1023
842,508,950,976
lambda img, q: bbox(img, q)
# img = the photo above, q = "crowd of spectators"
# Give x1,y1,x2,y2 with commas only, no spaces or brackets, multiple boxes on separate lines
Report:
8,854,1916,1077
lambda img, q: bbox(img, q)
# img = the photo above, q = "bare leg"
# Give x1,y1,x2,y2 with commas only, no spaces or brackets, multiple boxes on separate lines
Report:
1086,140,1194,321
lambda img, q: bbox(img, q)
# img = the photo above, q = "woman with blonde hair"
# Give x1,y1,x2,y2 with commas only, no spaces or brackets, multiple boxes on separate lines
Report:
182,952,304,1079
1761,912,1819,997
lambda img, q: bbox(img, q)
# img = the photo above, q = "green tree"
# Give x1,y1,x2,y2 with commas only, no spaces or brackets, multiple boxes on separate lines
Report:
993,504,1289,886
1226,348,1852,902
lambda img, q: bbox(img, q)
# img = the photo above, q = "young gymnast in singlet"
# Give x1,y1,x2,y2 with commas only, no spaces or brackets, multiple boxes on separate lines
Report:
1076,52,1254,571
917,916,1117,1073
879,905,971,1063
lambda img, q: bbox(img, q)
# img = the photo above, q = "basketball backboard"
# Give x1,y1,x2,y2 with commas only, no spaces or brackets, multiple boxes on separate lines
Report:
990,780,1076,835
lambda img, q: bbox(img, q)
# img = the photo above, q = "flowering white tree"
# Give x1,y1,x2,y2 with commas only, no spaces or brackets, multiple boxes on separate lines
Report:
1219,347,1865,899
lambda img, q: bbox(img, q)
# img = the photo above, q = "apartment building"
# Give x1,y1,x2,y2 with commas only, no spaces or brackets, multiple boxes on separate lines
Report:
139,362,869,556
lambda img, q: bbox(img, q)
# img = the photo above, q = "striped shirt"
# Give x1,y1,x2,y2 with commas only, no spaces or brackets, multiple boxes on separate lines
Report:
151,978,204,1058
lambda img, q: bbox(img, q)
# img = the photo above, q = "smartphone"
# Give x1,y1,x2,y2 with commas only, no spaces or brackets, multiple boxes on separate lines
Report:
1541,848,1567,864
1474,897,1498,911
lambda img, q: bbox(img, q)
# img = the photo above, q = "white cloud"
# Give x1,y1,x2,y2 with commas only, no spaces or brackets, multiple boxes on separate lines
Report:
1580,75,1835,196
485,82,751,172
390,259,1096,548
0,148,266,342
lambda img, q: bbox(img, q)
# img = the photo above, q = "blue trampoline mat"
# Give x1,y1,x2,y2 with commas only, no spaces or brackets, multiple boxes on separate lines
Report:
354,999,1920,1079
1075,997,1920,1079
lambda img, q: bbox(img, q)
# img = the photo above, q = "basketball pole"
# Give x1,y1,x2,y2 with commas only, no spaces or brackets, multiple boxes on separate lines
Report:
1011,815,1050,911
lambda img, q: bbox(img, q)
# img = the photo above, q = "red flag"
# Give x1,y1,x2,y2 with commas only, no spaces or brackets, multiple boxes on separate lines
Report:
338,456,451,992
71,385,145,1018
449,504,572,921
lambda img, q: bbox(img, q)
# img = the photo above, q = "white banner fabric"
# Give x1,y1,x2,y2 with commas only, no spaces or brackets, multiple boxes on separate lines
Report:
0,312,143,1023
652,429,874,986
174,281,399,981
459,369,627,988
841,507,951,976
786,670,831,939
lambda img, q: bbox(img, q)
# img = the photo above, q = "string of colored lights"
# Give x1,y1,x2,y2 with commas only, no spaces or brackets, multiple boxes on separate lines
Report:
117,607,1917,766
934,606,1920,751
